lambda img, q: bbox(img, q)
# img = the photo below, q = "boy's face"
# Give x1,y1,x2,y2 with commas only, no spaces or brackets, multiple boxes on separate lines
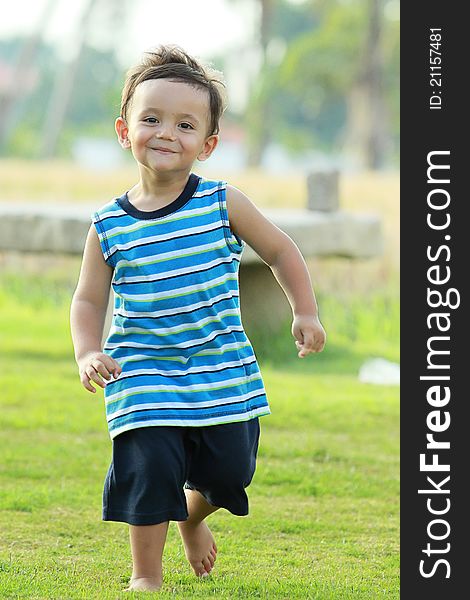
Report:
116,79,218,176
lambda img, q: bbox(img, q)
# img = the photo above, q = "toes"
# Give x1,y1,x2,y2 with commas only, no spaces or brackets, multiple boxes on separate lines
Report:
194,563,209,577
202,557,212,573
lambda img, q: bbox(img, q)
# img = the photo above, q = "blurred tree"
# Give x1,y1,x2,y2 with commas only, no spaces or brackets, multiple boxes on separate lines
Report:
1,0,398,166
0,0,126,159
39,0,129,158
360,0,388,168
0,38,123,158
0,0,59,153
0,40,55,158
226,0,275,166
280,0,393,168
238,0,323,165
234,0,398,168
241,0,319,165
40,0,98,158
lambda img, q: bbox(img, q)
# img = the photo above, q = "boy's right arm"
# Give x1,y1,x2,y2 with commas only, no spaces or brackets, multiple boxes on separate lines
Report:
70,224,122,393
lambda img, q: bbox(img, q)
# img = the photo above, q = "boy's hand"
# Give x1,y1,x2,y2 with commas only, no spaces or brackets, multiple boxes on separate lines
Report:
77,351,122,393
292,314,326,358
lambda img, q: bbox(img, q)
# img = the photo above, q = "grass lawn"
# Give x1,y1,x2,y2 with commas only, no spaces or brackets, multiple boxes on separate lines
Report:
0,269,399,599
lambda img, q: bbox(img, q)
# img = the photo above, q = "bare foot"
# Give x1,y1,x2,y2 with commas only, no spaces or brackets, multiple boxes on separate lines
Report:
125,576,163,592
177,520,217,577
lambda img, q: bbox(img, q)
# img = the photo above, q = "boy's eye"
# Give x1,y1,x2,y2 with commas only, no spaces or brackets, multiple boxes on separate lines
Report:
144,117,158,123
179,122,194,130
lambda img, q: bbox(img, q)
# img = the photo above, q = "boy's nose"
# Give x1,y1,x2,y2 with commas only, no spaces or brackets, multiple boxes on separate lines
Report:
156,124,176,141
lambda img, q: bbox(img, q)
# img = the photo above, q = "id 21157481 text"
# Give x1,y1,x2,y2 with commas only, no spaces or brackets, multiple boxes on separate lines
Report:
429,28,443,110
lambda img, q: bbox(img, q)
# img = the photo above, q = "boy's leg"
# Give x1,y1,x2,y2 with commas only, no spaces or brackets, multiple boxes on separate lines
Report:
103,427,191,591
178,419,260,577
177,489,219,577
126,521,169,591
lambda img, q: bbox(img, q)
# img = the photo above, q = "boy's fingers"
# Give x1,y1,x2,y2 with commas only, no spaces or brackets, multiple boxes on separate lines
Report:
80,372,96,393
299,331,314,353
296,334,322,357
77,354,120,393
111,360,122,377
313,329,326,352
295,341,307,358
113,367,122,377
91,359,112,381
85,365,107,389
293,321,326,357
101,356,122,378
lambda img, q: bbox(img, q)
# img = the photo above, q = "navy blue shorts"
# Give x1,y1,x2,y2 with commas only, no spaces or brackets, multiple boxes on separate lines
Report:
102,418,260,526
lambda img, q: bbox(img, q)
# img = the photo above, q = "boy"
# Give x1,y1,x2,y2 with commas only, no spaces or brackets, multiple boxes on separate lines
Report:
70,44,325,592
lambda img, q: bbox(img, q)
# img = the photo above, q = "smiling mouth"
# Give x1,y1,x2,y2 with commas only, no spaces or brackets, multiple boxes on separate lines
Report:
152,147,176,153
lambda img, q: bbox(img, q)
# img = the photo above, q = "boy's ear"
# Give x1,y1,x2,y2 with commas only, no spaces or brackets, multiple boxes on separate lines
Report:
115,117,131,149
197,134,219,162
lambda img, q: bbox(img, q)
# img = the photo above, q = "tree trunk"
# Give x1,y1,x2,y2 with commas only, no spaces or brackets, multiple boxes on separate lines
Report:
342,0,388,169
246,0,273,167
0,0,58,152
364,0,387,168
39,0,96,159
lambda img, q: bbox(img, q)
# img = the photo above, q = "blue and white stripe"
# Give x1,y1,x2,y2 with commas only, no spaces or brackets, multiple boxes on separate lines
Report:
92,175,270,439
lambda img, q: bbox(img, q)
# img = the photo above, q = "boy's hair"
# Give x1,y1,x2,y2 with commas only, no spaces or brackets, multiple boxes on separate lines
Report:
120,44,227,136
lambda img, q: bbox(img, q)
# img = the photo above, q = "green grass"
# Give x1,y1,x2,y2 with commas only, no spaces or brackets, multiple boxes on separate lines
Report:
0,271,399,598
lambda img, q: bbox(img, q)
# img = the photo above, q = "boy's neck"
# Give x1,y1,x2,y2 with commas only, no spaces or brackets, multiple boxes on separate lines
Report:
129,168,193,208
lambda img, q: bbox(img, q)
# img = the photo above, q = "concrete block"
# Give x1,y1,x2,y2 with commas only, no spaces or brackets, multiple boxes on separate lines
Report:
0,203,92,254
307,169,339,212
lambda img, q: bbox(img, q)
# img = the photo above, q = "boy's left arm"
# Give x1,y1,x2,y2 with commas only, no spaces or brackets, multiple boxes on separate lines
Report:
226,185,326,358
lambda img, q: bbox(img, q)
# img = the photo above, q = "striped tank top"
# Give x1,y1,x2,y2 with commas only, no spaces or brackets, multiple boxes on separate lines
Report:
92,173,271,439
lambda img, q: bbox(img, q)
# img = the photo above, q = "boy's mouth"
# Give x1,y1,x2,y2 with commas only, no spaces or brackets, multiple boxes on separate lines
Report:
151,147,176,154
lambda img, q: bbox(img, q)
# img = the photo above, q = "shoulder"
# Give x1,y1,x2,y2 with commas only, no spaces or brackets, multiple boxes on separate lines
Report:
225,184,259,221
194,175,226,198
225,183,250,211
195,177,258,219
224,184,290,262
92,197,125,222
224,184,265,242
226,183,246,201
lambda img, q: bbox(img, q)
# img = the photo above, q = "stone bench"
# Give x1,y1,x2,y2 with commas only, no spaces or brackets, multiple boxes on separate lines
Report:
0,202,382,258
0,171,383,330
